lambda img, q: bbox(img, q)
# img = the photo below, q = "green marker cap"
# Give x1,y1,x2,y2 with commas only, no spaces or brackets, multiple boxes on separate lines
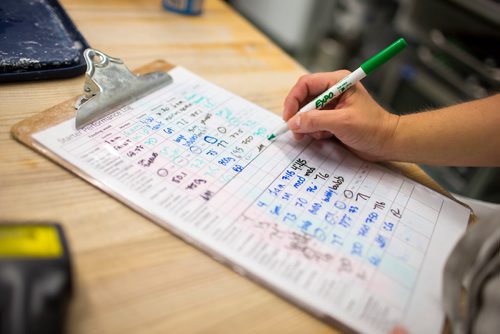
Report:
360,38,407,75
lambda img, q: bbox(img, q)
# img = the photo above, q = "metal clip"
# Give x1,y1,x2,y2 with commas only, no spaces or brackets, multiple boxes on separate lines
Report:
75,49,172,129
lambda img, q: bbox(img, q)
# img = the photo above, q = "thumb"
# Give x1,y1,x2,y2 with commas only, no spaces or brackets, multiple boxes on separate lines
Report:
288,109,345,134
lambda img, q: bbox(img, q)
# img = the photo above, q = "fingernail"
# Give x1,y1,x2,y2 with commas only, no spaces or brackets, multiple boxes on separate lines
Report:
289,115,300,130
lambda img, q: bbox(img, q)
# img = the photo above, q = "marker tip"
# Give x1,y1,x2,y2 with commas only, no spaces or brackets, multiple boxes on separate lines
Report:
267,134,276,141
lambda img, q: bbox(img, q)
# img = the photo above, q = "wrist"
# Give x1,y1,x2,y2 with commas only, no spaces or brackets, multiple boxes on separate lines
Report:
378,112,401,161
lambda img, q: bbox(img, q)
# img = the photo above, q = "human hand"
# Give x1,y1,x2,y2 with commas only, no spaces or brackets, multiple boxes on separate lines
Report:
283,71,399,161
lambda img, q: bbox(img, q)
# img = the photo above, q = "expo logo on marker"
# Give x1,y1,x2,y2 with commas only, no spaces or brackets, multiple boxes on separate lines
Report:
315,91,334,109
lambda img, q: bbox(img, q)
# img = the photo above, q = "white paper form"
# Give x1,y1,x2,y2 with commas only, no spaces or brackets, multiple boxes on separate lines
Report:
33,67,470,333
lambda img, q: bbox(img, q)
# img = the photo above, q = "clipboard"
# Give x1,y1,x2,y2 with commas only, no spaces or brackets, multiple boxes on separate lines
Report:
10,49,474,334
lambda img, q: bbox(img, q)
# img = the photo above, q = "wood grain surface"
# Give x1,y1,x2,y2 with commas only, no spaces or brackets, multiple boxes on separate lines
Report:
0,1,464,333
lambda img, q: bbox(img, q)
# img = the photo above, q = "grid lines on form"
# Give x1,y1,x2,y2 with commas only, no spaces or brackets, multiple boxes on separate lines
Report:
63,68,283,204
236,138,442,317
210,134,301,219
31,65,471,334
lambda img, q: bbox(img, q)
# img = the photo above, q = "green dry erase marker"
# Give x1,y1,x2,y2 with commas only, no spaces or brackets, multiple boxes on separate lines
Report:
268,38,408,141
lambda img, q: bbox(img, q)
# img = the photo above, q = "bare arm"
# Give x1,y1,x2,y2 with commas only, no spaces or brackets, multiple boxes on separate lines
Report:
283,71,500,167
386,94,500,166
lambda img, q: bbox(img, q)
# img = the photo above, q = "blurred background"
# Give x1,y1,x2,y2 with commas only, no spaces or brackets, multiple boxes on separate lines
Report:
227,0,500,203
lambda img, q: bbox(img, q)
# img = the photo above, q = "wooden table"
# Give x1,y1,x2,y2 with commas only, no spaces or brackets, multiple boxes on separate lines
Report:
0,1,447,333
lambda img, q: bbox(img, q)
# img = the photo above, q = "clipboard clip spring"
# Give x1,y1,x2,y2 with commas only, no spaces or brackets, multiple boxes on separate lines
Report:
74,49,172,129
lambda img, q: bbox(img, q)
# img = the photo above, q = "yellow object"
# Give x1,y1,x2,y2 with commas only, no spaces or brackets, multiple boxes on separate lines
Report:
0,225,62,257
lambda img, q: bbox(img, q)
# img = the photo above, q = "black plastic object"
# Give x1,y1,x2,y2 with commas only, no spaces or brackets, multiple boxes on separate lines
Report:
0,224,72,334
0,0,89,82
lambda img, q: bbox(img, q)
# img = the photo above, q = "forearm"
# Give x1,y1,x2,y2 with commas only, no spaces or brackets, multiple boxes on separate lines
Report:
384,94,500,166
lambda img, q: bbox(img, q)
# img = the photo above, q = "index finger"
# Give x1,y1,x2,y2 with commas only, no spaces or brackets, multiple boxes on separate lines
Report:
282,70,351,121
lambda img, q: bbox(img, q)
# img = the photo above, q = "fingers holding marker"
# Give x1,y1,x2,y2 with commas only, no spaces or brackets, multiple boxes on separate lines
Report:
280,39,408,142
288,109,346,135
283,71,352,121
